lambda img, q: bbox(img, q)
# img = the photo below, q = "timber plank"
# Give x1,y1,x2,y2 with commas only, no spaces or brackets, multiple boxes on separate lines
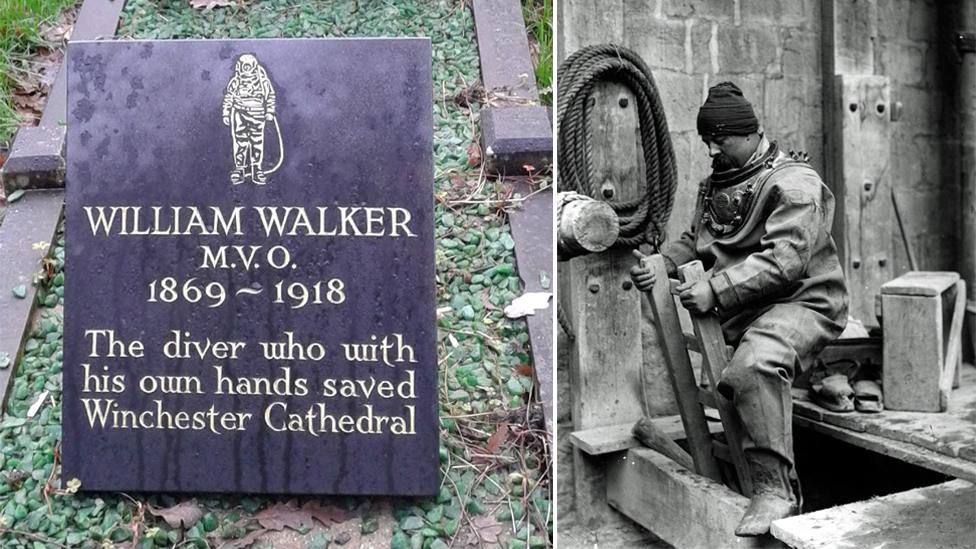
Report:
792,364,976,462
771,479,976,549
606,448,784,549
792,415,976,482
645,254,722,481
679,261,753,495
0,190,64,412
881,271,960,297
569,415,724,456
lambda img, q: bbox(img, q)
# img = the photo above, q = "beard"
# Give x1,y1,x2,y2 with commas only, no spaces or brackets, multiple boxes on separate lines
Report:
711,153,738,172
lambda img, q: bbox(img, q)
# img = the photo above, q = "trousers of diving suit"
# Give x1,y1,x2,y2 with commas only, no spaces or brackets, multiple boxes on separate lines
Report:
661,144,849,473
231,99,267,173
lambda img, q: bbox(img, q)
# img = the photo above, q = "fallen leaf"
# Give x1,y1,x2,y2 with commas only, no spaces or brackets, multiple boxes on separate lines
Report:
466,142,482,167
503,291,552,318
220,528,268,548
486,422,508,454
148,500,204,529
301,500,348,526
7,189,25,203
27,390,49,418
189,0,233,10
64,478,81,494
32,241,49,251
472,515,504,543
516,363,534,377
254,501,315,531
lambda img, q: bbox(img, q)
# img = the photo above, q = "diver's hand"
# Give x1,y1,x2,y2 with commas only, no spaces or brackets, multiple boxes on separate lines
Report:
630,250,656,292
676,280,717,314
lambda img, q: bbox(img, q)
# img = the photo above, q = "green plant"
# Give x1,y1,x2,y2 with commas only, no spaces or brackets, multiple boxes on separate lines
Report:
523,0,552,105
0,0,74,144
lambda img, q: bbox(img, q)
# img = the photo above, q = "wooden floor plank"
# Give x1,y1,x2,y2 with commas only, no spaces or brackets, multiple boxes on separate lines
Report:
569,415,724,455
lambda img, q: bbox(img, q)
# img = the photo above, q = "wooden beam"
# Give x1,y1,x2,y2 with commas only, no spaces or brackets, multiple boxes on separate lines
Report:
569,415,725,456
645,254,723,482
606,448,783,549
678,261,753,496
771,480,975,549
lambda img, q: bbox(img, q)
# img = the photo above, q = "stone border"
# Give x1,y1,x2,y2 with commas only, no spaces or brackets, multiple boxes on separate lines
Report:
1,0,125,195
472,0,553,175
0,0,125,411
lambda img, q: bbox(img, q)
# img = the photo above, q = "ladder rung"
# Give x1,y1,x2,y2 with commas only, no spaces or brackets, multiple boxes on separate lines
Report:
683,332,700,352
712,440,732,463
698,387,717,408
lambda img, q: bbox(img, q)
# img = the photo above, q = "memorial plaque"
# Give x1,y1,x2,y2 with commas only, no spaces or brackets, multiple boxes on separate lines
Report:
63,39,437,495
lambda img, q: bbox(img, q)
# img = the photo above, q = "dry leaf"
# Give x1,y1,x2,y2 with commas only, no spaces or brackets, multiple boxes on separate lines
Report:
466,142,482,167
486,422,509,454
220,528,268,548
254,501,316,531
148,500,203,529
516,363,534,377
301,500,348,525
472,515,504,543
503,292,552,318
190,0,234,10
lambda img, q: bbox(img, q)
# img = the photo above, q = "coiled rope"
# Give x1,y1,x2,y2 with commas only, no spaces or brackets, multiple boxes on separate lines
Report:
557,44,678,248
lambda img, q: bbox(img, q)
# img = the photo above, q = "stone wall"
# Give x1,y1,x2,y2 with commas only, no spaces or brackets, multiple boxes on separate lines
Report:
557,0,963,520
876,0,962,272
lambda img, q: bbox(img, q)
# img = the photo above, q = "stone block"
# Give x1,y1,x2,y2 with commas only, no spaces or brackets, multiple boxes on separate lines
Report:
716,25,780,74
624,4,689,73
481,106,553,174
0,126,65,194
689,19,717,73
741,0,809,28
654,70,702,133
662,0,734,20
665,131,700,239
559,0,624,59
763,76,823,167
472,0,539,101
782,29,821,76
556,421,576,514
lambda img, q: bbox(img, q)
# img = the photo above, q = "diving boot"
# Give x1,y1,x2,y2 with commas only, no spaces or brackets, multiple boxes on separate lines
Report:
230,168,246,185
735,451,798,537
252,169,267,185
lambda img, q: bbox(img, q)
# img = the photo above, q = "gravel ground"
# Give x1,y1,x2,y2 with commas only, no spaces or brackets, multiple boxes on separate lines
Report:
0,1,551,547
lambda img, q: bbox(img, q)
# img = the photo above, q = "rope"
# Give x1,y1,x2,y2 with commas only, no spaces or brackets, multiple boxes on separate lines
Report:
557,44,678,249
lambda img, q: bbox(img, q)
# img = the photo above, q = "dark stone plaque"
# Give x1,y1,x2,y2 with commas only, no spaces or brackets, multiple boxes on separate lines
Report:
63,39,437,495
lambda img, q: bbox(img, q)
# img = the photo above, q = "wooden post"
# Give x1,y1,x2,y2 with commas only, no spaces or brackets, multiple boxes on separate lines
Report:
563,80,647,525
822,0,893,327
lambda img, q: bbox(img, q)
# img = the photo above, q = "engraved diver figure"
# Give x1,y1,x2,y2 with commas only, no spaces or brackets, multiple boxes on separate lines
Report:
222,54,282,185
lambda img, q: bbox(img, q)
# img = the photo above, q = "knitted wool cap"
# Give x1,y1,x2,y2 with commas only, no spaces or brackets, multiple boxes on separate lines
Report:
696,81,759,138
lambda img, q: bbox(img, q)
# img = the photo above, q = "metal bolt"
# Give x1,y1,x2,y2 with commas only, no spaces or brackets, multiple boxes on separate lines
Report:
849,102,858,113
602,186,615,199
619,97,629,108
622,280,633,290
852,260,861,269
879,258,887,267
588,283,600,293
863,182,872,192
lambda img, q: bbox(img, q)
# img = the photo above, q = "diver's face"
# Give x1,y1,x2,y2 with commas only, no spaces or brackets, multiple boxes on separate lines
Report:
702,134,756,171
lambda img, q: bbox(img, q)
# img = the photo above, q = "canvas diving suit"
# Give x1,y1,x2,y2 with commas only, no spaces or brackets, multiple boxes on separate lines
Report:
661,138,849,472
222,54,276,184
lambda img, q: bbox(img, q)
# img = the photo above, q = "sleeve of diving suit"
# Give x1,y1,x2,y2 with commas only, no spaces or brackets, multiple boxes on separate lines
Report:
262,71,276,115
661,228,697,277
707,183,822,310
222,78,237,120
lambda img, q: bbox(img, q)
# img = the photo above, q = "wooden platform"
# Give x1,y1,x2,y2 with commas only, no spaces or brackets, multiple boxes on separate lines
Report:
792,363,976,481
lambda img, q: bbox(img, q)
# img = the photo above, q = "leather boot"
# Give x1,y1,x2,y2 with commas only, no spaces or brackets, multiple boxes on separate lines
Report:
735,450,798,537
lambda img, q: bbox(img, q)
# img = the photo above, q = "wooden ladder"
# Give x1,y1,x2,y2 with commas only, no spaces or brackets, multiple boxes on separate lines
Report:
643,254,754,496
